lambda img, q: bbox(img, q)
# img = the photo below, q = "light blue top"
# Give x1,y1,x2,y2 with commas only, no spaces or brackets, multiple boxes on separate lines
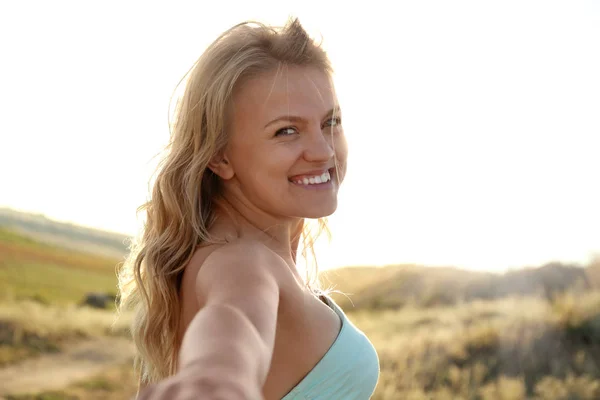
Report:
281,295,380,399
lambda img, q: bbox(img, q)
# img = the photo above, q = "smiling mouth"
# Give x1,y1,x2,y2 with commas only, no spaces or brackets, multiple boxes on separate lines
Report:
289,168,335,186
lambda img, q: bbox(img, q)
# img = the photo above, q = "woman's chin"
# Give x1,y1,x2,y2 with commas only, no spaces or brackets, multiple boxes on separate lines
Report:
297,203,338,219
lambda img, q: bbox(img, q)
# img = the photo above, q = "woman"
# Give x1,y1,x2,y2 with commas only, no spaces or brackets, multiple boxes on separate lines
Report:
118,18,380,399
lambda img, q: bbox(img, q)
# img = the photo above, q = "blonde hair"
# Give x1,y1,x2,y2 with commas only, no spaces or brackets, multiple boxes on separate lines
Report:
118,18,335,386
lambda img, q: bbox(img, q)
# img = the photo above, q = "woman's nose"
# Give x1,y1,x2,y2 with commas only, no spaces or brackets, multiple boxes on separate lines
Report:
302,126,335,163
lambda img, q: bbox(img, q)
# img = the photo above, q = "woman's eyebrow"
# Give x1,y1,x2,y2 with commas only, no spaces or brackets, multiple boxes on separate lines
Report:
264,106,342,129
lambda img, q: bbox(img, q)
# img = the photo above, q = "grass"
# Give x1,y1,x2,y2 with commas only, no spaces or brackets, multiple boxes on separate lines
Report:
323,261,598,312
0,228,121,305
5,392,79,400
0,228,129,366
0,300,132,366
0,263,119,305
0,300,131,339
2,226,600,399
0,228,121,274
356,291,600,399
4,363,138,400
7,292,598,400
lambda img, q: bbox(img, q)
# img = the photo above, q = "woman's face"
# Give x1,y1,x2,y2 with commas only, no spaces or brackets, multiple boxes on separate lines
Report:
220,65,347,220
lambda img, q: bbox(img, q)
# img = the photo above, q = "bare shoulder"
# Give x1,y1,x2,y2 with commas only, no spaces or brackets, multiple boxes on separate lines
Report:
192,240,285,302
189,240,285,344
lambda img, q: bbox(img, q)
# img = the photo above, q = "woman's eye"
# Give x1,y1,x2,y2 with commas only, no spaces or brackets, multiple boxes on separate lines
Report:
275,127,298,137
324,117,342,128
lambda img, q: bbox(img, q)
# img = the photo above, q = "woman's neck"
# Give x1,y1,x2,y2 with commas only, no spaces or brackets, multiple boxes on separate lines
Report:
211,199,303,261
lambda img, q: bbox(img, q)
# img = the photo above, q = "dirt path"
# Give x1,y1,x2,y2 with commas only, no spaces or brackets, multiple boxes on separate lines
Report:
0,336,135,397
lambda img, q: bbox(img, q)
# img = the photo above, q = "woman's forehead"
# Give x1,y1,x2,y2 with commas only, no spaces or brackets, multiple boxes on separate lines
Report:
233,66,338,123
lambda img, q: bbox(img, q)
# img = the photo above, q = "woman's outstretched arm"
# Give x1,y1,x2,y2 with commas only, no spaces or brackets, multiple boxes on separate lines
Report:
137,241,281,400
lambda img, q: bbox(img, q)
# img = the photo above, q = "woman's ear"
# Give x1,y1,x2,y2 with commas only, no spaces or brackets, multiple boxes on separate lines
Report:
208,153,234,180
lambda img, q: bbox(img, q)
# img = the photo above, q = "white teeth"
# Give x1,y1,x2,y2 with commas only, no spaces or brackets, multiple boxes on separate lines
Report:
293,170,332,185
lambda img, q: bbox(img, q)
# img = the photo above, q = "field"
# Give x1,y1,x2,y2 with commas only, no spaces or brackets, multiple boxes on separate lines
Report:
358,293,600,399
0,228,121,305
0,226,136,399
1,212,599,399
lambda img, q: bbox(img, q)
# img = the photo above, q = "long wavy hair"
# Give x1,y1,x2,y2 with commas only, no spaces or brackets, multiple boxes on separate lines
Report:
117,18,336,386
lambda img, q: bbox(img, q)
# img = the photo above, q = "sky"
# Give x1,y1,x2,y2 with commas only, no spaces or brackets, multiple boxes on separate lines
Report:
1,0,599,272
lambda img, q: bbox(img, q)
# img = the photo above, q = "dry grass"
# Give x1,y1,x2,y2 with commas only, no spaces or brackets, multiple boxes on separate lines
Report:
2,227,599,398
0,300,132,366
9,292,597,399
0,300,132,338
351,291,600,399
4,362,138,400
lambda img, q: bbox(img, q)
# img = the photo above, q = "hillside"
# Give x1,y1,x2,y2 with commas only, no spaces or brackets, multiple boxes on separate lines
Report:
2,207,599,309
322,260,600,310
0,227,120,304
0,207,130,259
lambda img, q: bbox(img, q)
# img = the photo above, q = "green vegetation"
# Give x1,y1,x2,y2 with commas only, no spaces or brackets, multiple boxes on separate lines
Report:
0,228,130,368
0,263,118,305
0,228,120,305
